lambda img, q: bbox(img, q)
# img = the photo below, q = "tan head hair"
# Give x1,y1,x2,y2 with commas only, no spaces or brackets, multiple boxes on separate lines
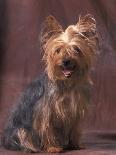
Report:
40,14,99,81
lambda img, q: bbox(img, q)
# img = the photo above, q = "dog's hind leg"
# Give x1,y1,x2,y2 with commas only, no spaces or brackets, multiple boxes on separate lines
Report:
17,128,38,152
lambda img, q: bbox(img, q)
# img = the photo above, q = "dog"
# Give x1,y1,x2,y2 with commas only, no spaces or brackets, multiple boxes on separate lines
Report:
2,14,99,153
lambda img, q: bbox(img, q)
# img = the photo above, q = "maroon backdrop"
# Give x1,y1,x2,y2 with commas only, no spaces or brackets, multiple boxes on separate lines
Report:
0,0,116,154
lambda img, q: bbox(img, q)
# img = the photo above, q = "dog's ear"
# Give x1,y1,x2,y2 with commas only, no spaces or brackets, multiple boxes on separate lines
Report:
40,15,63,51
76,14,97,39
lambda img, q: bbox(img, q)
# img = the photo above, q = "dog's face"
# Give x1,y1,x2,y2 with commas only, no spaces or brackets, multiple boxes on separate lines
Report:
40,15,98,82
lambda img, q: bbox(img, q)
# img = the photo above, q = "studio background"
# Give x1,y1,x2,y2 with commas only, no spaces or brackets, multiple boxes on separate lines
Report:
0,0,116,153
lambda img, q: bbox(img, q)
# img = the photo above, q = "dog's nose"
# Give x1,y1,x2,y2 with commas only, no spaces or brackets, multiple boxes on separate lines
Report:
62,59,71,67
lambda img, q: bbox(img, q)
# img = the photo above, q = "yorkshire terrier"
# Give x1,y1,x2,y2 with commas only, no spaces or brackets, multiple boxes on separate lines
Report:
2,14,99,153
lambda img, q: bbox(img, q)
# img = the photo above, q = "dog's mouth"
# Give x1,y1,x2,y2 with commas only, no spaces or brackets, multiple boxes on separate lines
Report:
61,64,77,78
62,69,73,78
59,59,78,78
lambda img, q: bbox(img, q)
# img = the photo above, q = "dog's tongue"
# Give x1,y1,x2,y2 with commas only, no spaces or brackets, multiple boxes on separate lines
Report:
62,70,72,77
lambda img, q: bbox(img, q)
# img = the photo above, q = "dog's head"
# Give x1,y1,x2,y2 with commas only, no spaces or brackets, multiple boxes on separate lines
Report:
40,15,99,82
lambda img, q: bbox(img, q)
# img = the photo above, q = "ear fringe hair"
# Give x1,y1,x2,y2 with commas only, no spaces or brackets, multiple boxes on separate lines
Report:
40,15,63,52
76,14,97,39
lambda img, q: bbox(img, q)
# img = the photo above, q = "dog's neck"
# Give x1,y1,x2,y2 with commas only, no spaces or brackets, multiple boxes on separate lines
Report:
48,79,76,92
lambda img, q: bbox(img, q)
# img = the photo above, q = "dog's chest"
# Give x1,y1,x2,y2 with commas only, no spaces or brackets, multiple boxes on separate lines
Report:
54,88,80,117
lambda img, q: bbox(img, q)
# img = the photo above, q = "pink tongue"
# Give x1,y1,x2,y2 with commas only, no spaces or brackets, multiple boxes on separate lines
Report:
63,70,72,77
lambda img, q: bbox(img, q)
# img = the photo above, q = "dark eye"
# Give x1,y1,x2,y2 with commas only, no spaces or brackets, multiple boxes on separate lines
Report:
55,47,61,54
73,45,81,54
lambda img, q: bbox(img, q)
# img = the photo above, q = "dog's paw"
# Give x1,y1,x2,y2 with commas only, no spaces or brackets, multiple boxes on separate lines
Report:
47,146,63,153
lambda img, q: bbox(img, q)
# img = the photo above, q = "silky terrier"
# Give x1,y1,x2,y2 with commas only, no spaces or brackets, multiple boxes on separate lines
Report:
2,14,99,153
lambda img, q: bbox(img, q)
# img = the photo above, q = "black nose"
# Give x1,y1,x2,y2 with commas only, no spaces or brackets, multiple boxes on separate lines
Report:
62,59,71,67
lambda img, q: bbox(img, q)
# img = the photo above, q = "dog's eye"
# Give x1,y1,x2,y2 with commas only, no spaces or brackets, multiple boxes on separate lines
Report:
55,48,61,54
73,45,81,54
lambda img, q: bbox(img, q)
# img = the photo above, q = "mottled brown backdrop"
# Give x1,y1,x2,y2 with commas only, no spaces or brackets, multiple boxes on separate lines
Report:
0,0,116,151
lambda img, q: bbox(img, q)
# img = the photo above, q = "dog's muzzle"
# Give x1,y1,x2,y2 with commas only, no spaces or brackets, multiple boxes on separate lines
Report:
61,58,76,78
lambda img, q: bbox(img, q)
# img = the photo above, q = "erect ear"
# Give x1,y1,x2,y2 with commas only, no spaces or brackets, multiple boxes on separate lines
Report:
76,14,97,39
40,15,63,50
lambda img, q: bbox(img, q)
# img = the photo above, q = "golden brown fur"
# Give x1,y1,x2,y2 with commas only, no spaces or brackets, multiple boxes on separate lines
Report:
41,15,98,82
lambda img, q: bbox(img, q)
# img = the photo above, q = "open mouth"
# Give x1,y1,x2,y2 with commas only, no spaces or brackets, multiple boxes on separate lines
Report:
59,59,77,78
62,64,77,78
62,69,73,78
